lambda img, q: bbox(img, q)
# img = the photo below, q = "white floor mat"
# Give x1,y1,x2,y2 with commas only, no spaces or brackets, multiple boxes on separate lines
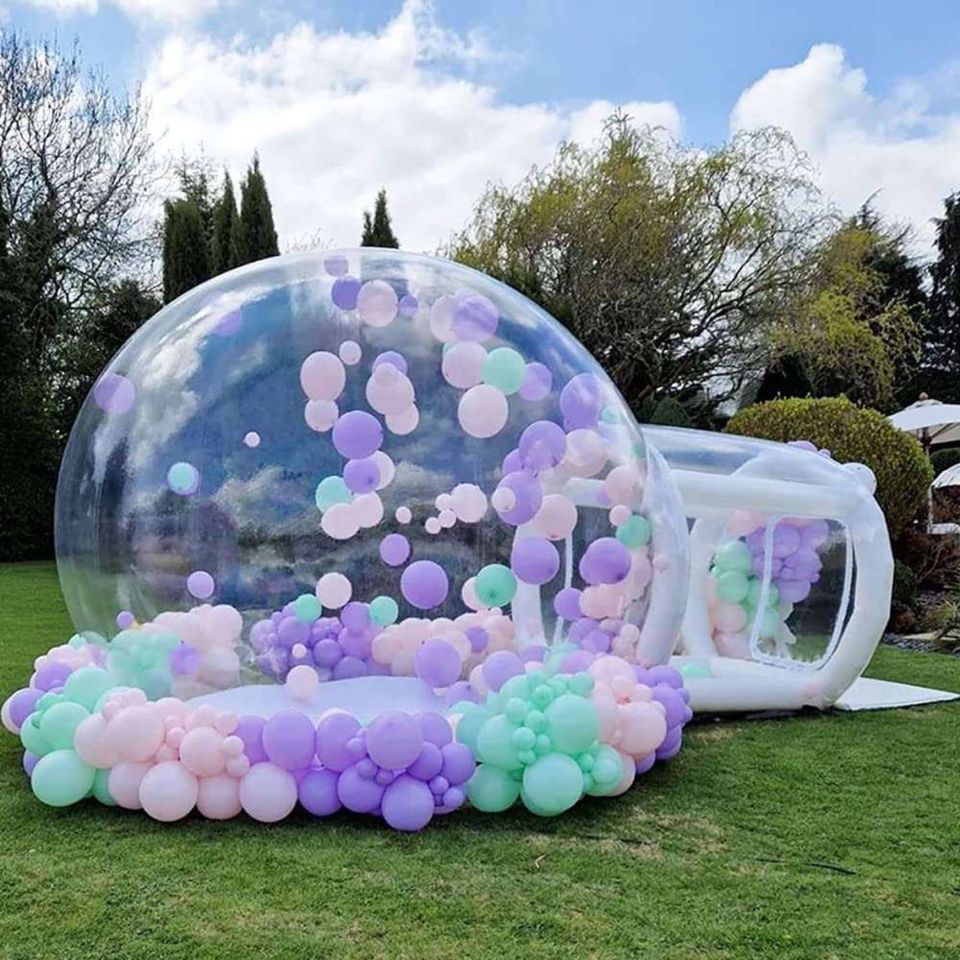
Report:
835,676,959,711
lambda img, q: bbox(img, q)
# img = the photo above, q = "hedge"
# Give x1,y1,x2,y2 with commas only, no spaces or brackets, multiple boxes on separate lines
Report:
725,396,932,538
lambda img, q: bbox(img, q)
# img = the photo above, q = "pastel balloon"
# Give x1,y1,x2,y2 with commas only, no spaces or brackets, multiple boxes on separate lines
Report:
197,773,243,820
442,341,487,388
139,761,198,822
458,384,508,438
239,763,298,822
300,352,345,401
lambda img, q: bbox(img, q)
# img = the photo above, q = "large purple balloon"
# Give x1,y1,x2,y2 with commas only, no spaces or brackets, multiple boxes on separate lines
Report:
365,711,424,770
315,712,361,771
579,537,631,585
495,471,543,526
510,537,560,585
263,710,317,771
332,410,383,460
415,639,461,688
518,420,566,472
400,560,449,610
298,766,342,816
559,373,603,429
381,774,435,831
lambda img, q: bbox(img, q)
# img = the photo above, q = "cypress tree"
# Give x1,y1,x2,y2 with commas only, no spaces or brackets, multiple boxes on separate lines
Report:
238,153,279,265
162,199,211,303
211,171,242,274
921,193,960,400
360,189,399,248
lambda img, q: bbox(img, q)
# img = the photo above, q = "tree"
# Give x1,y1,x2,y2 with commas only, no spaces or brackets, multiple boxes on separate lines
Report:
449,117,829,415
920,192,960,401
765,213,923,410
211,171,242,274
162,199,210,303
0,30,153,559
361,189,399,248
238,153,279,265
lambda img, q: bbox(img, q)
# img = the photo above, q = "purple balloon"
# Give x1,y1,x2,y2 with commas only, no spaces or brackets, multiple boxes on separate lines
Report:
169,642,201,676
495,471,543,526
332,656,367,680
482,650,524,692
324,253,349,277
339,629,372,660
569,616,599,642
415,639,461,688
34,661,72,692
379,533,411,567
381,774,435,831
553,587,582,620
235,715,269,764
8,688,43,728
417,712,453,747
337,765,385,813
584,629,611,654
313,638,343,667
648,664,684,689
398,293,419,317
440,741,476,785
519,362,552,402
465,626,488,653
511,537,560,585
332,410,383,460
116,610,135,629
501,449,524,474
93,373,135,414
372,350,408,374
365,711,423,770
801,519,830,549
445,681,481,706
579,537,631,585
772,523,801,558
298,766,342,816
559,373,603,429
263,710,317,771
518,420,567,472
340,602,370,633
407,741,444,781
400,561,449,610
656,725,683,761
343,457,380,494
634,752,657,775
652,685,686,728
521,644,547,663
331,275,361,310
316,713,361,771
22,751,39,776
777,578,812,604
560,650,596,673
451,293,498,342
277,616,311,649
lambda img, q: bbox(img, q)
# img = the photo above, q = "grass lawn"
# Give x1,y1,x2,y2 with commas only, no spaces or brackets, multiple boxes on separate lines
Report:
1,561,958,960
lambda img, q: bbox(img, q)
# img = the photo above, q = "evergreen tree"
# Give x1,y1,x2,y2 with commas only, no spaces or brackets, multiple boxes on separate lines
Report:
361,189,399,248
238,153,279,264
211,171,242,274
175,154,216,247
162,199,211,303
923,192,960,400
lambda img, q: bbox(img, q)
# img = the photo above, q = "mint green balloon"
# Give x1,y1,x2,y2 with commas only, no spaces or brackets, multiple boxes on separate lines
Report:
482,347,526,395
314,475,351,512
679,661,713,679
544,694,598,754
92,767,116,806
20,715,52,757
454,706,491,752
369,595,399,627
715,569,750,603
747,578,779,609
63,666,114,710
476,715,523,770
586,744,624,796
467,763,522,812
475,563,517,608
759,607,781,639
293,593,322,623
38,702,89,751
521,753,584,816
714,539,753,574
31,749,95,807
137,667,172,700
616,515,651,549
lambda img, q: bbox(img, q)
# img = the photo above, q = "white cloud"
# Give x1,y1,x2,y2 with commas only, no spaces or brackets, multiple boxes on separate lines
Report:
142,0,683,252
22,0,220,22
731,43,960,248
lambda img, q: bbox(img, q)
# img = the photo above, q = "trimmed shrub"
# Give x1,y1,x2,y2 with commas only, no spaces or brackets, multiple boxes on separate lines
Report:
649,397,693,428
726,396,932,538
892,559,917,608
930,446,960,478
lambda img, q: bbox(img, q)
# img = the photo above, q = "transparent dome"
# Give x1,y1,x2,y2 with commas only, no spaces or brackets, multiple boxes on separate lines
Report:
55,249,688,705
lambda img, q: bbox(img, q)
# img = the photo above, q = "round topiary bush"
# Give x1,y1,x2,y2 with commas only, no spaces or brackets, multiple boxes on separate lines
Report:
930,446,960,478
726,396,932,538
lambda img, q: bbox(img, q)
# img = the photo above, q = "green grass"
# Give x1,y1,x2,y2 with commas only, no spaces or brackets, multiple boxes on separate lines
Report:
1,561,959,960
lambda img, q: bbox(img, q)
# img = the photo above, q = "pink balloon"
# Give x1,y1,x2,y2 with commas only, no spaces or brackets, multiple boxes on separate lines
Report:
617,701,668,757
386,404,419,435
338,340,362,365
139,761,199,822
73,714,116,768
366,367,415,415
592,687,620,741
429,294,456,342
239,762,298,822
304,399,338,432
590,655,636,686
604,465,643,506
316,572,351,608
458,384,508,438
532,494,578,541
352,491,384,528
356,279,398,327
197,773,242,820
442,341,487,388
286,664,319,701
609,750,637,796
726,509,765,537
178,726,226,777
321,502,360,540
107,706,164,762
108,761,152,809
713,601,748,633
450,483,487,523
370,450,395,489
300,351,345,401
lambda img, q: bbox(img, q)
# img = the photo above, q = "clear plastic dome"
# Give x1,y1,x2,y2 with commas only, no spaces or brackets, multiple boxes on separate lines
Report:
55,249,688,704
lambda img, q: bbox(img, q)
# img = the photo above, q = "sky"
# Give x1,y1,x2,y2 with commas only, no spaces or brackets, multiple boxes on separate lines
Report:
5,0,960,254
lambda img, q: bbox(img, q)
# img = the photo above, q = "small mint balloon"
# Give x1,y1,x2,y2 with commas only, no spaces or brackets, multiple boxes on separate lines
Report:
482,347,526,395
466,763,521,812
314,476,352,513
369,595,399,627
616,514,651,549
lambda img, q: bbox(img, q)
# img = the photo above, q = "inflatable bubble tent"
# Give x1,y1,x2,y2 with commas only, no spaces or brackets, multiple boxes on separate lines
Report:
3,249,893,829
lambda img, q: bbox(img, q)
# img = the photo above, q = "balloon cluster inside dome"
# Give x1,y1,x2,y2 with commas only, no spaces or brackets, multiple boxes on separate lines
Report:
6,249,690,829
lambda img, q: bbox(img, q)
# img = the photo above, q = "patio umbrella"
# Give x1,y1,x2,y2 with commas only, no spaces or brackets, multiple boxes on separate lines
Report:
888,395,960,448
933,463,960,488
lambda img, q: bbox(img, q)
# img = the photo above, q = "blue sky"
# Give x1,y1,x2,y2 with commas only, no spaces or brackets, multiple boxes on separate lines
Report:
7,0,960,251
